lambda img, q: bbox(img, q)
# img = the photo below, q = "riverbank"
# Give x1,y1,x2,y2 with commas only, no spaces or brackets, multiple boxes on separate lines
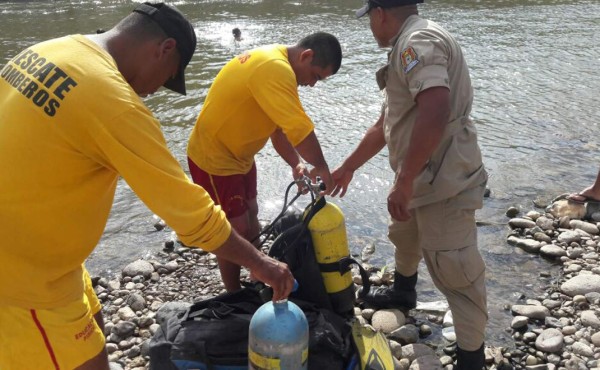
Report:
95,198,600,370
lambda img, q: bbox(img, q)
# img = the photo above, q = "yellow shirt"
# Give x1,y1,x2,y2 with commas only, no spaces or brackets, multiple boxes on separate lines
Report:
187,45,314,175
0,35,231,309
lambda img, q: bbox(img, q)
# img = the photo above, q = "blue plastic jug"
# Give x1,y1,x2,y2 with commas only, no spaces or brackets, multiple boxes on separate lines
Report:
248,297,308,369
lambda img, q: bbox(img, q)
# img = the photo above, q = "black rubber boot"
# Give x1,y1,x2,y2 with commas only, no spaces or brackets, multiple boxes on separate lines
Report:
361,271,417,309
456,344,485,370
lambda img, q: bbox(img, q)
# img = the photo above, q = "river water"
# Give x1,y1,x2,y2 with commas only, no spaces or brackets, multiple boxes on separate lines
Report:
2,0,599,347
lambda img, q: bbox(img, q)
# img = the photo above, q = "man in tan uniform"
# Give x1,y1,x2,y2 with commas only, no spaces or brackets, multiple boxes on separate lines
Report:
332,0,487,368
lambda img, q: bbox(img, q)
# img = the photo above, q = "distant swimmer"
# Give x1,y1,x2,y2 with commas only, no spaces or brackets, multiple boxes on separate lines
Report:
232,27,243,42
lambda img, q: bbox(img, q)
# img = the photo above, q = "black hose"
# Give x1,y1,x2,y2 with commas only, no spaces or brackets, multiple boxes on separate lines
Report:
251,177,316,247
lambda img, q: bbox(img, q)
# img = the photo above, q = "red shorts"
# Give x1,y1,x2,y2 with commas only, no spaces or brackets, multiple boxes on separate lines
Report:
188,158,257,218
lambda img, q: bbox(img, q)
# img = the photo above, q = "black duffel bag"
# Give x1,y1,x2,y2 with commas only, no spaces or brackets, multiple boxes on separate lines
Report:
149,284,353,370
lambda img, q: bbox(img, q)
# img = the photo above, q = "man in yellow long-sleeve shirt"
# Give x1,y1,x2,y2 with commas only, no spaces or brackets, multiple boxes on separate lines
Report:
0,3,293,369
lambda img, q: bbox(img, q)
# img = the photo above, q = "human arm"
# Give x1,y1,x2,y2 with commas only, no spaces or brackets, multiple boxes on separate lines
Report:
270,128,308,185
270,127,331,194
388,86,449,221
330,112,387,198
76,106,294,299
249,58,331,191
211,229,294,301
293,131,332,195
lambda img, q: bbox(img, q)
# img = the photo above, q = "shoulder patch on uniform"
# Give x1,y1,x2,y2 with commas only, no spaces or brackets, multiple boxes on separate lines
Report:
400,46,419,74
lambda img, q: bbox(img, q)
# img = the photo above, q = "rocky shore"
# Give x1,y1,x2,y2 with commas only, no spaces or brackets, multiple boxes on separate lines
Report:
94,197,600,370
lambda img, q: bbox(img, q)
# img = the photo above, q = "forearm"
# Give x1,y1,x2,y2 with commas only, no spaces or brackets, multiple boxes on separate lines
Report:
211,229,264,269
294,131,329,171
271,129,302,168
341,113,386,171
211,228,294,301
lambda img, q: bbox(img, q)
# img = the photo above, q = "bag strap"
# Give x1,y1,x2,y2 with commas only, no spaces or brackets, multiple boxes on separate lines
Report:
268,196,325,261
183,287,264,322
303,196,326,227
318,256,370,298
187,302,235,320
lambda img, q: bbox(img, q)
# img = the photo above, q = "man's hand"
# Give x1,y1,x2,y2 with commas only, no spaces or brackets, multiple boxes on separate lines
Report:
249,255,295,301
211,230,294,301
331,165,354,198
387,176,412,221
292,162,309,194
308,165,333,196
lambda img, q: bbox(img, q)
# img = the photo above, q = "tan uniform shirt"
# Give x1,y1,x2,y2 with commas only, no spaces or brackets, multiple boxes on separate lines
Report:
378,15,487,209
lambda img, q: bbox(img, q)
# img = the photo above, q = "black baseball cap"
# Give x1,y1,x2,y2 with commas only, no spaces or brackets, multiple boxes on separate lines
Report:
356,0,424,18
133,2,196,95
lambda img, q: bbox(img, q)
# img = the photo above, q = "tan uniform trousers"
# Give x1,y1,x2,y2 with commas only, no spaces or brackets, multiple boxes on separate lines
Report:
389,182,487,351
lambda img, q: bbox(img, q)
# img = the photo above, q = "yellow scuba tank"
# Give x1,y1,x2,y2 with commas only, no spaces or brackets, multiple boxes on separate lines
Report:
306,197,355,316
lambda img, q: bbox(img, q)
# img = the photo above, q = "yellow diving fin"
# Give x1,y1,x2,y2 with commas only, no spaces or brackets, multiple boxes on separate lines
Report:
349,320,395,370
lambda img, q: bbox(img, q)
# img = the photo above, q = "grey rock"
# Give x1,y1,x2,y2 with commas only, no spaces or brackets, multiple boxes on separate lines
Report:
409,355,442,370
511,316,529,329
544,316,563,329
535,328,564,353
109,363,124,370
389,340,402,359
401,343,436,363
536,216,554,230
569,220,599,235
561,275,600,296
122,260,154,279
361,308,375,321
125,345,141,359
557,230,582,244
565,264,582,273
533,232,553,243
117,306,136,321
112,321,136,338
509,218,537,229
540,244,567,258
580,310,600,329
585,292,600,304
371,309,406,334
562,325,576,335
164,260,179,272
567,247,584,259
507,236,542,253
419,324,432,337
126,293,146,312
511,305,550,320
571,342,593,357
106,343,119,354
389,324,420,345
591,332,600,347
107,279,121,291
542,299,561,310
506,207,520,218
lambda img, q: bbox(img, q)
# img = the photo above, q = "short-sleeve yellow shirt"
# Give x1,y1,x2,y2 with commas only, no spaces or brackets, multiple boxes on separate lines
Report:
187,45,315,176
